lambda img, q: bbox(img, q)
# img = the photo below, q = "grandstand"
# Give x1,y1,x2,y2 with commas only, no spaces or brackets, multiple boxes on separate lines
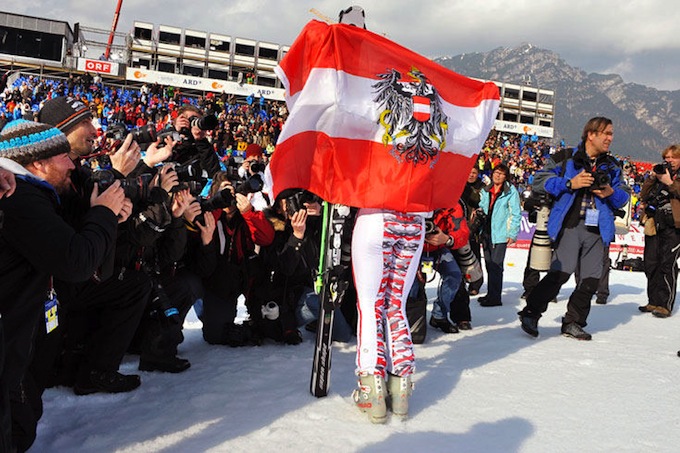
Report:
1,9,556,141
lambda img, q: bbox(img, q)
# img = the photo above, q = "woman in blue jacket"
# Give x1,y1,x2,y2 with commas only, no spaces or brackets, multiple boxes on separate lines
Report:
479,163,521,306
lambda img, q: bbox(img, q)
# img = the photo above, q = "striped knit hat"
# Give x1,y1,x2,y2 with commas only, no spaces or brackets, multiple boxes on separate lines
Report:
37,96,92,134
0,119,71,165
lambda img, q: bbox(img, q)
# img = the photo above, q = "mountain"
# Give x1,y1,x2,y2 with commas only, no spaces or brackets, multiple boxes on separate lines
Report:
435,44,680,162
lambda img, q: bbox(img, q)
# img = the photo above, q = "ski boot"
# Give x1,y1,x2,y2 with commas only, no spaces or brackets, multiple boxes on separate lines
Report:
388,373,413,420
352,374,387,424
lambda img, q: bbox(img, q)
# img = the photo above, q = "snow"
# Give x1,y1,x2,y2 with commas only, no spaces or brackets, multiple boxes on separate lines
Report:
32,247,680,453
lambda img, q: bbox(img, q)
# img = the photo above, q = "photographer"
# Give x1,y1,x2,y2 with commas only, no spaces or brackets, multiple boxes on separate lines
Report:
115,164,196,373
238,143,270,211
461,166,485,295
0,121,123,452
163,105,221,178
638,144,680,318
258,190,353,344
413,202,470,334
193,171,275,346
518,117,629,340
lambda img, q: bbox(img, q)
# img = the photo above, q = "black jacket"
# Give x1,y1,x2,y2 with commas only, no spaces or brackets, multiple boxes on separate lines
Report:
0,166,118,388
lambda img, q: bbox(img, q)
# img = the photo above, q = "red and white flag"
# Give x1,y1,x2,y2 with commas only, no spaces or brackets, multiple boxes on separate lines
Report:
268,20,500,212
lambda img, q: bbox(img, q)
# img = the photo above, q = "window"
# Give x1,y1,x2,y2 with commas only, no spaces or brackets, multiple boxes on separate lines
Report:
258,47,278,60
134,27,152,40
504,88,519,100
210,39,230,52
208,69,228,80
185,35,205,49
258,77,276,87
522,91,537,102
234,43,255,56
183,65,204,77
158,61,175,73
159,31,180,45
520,115,535,125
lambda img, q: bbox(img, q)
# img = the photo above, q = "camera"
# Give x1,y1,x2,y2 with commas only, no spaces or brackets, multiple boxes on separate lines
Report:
453,243,483,283
249,161,266,174
529,205,552,271
589,169,611,191
653,161,672,175
178,114,219,138
194,188,234,225
92,169,153,202
106,123,157,145
284,189,319,217
172,160,208,195
644,187,671,217
199,188,234,213
424,218,437,235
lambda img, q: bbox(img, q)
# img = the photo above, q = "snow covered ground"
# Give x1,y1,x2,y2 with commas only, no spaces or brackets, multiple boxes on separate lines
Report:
32,247,680,453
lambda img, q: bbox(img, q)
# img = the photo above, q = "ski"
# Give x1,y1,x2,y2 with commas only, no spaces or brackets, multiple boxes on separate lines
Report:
310,202,351,397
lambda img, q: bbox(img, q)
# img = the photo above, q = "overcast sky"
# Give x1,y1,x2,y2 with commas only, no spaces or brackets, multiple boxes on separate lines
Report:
5,0,680,90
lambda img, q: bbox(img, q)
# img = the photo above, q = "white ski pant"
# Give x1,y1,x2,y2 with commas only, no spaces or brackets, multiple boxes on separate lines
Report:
352,209,424,378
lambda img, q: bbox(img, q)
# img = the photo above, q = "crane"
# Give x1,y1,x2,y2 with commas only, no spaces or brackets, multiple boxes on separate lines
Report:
104,0,124,60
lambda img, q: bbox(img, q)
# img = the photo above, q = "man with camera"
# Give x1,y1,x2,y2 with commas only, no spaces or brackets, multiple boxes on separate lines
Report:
518,117,629,340
638,144,680,318
164,105,221,179
413,203,471,334
189,171,275,346
0,120,125,451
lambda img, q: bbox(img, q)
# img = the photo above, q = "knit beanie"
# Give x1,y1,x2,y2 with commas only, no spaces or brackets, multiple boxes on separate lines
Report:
245,143,263,160
37,96,93,134
0,119,71,165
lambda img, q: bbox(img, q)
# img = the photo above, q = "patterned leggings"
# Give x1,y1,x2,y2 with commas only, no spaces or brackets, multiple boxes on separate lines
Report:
352,208,424,378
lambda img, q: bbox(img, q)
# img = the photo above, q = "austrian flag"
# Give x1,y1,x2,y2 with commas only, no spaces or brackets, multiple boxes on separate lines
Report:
269,20,500,212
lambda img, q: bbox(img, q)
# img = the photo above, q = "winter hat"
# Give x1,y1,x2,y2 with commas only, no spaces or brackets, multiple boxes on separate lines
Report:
0,119,71,165
37,96,93,134
245,143,263,160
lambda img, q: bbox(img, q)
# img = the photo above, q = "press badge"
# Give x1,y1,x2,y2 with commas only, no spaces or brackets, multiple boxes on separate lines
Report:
44,291,59,334
421,256,434,275
585,208,599,227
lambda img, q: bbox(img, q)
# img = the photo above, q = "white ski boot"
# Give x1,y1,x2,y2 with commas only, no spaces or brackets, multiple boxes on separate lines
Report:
388,373,413,420
352,374,387,424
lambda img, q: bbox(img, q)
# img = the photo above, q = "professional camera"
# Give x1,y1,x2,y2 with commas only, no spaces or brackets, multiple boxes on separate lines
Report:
106,123,157,145
453,243,483,283
284,189,320,217
92,169,154,203
249,161,266,174
178,114,219,138
424,218,437,235
467,208,487,235
653,161,672,175
194,188,234,225
173,160,208,195
529,204,552,271
644,187,671,217
589,169,611,191
524,192,552,224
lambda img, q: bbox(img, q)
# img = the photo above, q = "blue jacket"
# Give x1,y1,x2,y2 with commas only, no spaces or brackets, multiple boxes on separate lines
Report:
534,146,629,246
480,181,521,244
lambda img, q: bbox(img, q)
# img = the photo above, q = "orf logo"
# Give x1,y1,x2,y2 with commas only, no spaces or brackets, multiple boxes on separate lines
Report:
85,60,112,74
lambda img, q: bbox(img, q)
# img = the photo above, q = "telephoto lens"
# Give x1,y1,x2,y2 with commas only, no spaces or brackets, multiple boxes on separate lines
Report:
529,205,552,271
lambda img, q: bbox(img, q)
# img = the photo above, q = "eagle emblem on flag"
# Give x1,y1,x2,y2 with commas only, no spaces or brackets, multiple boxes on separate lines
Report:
373,67,449,167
